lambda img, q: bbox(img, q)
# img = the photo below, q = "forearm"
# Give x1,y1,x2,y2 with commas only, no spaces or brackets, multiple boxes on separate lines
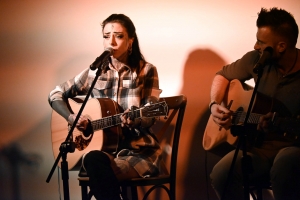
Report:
51,100,72,121
209,75,232,129
210,74,230,105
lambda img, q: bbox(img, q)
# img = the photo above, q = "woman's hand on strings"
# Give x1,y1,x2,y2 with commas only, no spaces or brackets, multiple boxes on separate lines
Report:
120,109,140,129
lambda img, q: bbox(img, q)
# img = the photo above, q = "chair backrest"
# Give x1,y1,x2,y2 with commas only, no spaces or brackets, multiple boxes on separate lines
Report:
155,95,187,180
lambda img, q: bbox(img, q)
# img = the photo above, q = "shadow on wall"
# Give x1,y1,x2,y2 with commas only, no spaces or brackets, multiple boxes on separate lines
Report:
179,49,235,200
0,115,63,200
0,143,42,200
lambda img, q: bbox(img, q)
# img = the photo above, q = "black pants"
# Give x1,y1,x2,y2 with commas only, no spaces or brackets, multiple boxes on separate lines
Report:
83,150,121,200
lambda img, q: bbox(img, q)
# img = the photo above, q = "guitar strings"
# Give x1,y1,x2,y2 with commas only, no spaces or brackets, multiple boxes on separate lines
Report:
90,101,166,130
91,110,141,130
232,110,261,125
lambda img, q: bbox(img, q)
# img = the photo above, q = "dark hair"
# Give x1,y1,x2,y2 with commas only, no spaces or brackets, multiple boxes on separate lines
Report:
257,7,298,47
102,14,145,69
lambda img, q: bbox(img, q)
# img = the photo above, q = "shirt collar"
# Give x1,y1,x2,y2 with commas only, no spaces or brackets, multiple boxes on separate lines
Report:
109,57,131,72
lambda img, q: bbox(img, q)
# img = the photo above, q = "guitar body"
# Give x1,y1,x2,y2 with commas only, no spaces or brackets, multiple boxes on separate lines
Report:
51,98,121,170
202,79,276,151
203,79,298,151
203,80,251,150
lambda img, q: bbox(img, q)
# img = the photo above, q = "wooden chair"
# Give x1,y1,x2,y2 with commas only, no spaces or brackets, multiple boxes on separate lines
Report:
78,95,187,200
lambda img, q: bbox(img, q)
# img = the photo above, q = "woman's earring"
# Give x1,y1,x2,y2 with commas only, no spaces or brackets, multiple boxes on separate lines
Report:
128,45,132,55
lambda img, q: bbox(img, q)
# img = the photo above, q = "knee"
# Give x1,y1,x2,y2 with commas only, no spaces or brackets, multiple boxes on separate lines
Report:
270,154,300,185
210,164,228,188
271,162,300,183
84,150,110,167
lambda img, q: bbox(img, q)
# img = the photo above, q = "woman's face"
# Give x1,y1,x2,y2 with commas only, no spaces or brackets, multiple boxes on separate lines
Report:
103,22,133,61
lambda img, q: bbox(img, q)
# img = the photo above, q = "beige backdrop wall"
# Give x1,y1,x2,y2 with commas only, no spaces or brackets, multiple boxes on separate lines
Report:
1,0,300,199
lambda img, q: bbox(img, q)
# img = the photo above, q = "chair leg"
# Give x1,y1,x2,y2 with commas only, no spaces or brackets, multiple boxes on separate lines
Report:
121,186,131,200
80,183,89,200
249,187,264,200
256,187,263,200
250,192,257,200
170,183,175,200
131,186,138,200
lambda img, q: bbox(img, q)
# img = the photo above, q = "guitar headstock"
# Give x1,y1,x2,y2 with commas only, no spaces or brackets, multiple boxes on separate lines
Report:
140,101,168,118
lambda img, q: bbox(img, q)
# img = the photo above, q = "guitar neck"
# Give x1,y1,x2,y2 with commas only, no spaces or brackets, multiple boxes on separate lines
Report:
91,110,141,131
233,109,262,125
89,100,167,131
234,109,300,133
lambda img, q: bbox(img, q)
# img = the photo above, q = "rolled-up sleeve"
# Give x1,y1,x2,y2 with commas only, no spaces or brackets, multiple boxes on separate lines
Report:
216,50,260,82
48,68,90,106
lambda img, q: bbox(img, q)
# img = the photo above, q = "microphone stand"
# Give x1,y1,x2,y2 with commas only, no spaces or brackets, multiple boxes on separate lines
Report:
221,63,265,200
46,63,105,200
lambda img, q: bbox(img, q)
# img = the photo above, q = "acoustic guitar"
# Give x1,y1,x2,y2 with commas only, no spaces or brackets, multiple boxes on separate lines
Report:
203,79,300,151
51,98,168,170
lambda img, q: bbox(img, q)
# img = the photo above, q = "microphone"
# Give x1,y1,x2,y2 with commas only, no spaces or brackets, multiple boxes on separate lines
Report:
90,47,114,70
253,46,273,74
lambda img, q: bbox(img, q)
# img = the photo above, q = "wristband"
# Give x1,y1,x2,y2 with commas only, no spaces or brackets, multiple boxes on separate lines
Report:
68,114,74,125
209,101,218,110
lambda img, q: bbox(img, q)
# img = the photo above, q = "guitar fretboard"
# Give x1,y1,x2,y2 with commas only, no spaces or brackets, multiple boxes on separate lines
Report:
233,109,262,125
91,110,141,131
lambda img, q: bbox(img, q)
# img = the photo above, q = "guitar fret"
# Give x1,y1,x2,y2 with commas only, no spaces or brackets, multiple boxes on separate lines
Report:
233,110,300,140
92,114,123,130
91,112,141,131
86,101,167,131
233,110,262,125
248,113,261,124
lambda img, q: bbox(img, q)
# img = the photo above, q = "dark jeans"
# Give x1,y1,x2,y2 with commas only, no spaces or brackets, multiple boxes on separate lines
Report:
210,146,300,200
83,150,121,200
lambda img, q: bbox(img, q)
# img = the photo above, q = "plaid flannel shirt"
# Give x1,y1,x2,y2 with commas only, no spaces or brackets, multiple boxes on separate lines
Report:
49,61,163,177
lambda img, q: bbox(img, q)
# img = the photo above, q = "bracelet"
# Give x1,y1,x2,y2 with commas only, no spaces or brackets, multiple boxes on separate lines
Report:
68,114,74,125
209,101,218,110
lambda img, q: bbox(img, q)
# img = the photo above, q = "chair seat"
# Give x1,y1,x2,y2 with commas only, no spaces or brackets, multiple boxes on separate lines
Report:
78,174,171,186
120,175,171,186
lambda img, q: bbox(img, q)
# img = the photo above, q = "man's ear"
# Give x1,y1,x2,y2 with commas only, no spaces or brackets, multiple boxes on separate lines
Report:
277,41,287,53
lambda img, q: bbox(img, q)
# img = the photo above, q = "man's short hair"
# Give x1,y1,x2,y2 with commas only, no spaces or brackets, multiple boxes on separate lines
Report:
257,7,298,47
